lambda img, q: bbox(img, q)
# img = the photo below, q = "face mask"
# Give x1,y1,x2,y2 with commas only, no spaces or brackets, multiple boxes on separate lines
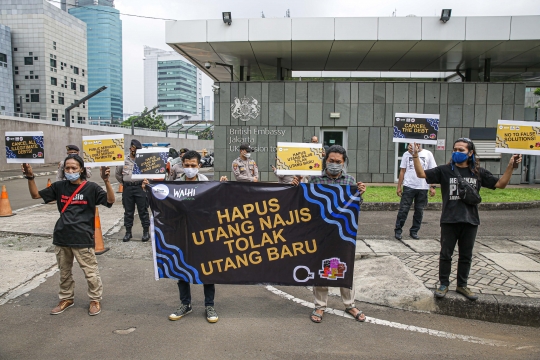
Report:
452,151,469,164
244,153,251,158
65,172,81,181
184,167,199,179
326,163,343,175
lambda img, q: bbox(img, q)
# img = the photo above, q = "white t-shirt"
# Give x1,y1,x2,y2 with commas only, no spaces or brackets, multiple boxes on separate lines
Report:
400,149,437,190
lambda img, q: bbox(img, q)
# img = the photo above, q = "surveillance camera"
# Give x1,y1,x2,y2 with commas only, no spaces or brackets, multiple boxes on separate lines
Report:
205,62,212,69
212,85,220,90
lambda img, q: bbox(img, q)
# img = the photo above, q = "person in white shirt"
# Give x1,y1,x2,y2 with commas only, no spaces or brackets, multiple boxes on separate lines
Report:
395,143,437,240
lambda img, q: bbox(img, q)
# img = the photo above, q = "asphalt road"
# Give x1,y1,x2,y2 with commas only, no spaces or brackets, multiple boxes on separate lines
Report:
0,256,539,359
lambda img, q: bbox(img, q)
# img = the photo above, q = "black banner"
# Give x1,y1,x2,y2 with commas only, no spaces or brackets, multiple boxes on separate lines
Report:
5,131,45,163
393,113,440,145
146,182,362,288
132,149,168,179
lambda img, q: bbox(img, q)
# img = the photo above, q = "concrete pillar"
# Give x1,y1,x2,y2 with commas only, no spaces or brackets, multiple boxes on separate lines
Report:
240,66,244,81
484,58,491,82
277,58,282,80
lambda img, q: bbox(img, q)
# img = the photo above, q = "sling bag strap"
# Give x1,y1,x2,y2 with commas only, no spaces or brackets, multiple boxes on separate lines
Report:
61,180,87,214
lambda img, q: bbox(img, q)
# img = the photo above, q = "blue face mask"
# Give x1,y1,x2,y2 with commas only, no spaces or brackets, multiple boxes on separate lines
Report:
452,151,469,164
65,172,81,181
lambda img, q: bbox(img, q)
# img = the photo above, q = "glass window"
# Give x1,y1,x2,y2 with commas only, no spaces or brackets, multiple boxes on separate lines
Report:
58,97,64,105
13,48,17,51
80,85,85,92
73,67,79,75
52,113,58,121
50,59,57,68
35,75,39,79
34,57,38,60
30,94,39,102
24,57,33,65
0,53,6,62
71,82,76,90
51,77,57,86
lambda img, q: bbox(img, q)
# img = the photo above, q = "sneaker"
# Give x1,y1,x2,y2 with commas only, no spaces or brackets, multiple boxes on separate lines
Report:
88,301,101,316
456,286,479,301
205,306,219,323
169,304,192,321
409,232,419,240
434,285,448,298
50,299,74,315
394,231,402,240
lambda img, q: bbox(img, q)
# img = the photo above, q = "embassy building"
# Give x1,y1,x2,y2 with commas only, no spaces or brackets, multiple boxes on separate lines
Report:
166,16,540,184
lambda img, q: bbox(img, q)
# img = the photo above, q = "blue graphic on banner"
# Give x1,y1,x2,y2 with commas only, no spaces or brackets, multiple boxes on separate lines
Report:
32,136,44,149
159,152,168,164
5,147,16,159
300,184,360,244
132,162,142,175
393,126,405,138
426,118,439,131
154,226,202,284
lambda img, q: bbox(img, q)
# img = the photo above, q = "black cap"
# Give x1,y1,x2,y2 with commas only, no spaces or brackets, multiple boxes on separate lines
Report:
66,145,79,152
179,148,189,153
130,139,142,149
239,143,255,152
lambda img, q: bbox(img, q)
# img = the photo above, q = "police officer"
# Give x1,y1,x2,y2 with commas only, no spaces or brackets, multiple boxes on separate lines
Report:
56,145,92,181
115,139,150,242
232,143,258,182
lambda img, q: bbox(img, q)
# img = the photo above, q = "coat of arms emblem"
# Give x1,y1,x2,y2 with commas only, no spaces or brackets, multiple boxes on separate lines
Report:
231,96,261,121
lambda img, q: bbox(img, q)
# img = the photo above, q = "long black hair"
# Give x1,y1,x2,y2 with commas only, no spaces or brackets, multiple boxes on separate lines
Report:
450,138,480,177
64,154,88,180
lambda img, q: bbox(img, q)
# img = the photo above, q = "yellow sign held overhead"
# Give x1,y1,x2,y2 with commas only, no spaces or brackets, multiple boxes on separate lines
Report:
495,120,540,155
82,134,125,167
275,142,324,176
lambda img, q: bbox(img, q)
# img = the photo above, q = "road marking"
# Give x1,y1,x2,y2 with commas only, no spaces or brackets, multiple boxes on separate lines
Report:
13,203,45,213
265,285,510,348
0,266,58,305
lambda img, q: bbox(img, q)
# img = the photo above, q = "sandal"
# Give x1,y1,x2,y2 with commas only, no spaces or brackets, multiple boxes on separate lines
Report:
310,309,323,323
345,306,365,322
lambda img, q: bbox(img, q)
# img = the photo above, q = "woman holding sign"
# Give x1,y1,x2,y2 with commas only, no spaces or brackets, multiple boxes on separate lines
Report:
22,155,115,316
412,139,521,301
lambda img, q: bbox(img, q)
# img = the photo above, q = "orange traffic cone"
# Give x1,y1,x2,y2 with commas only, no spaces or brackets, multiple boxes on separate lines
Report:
94,208,109,255
117,183,123,193
0,185,15,217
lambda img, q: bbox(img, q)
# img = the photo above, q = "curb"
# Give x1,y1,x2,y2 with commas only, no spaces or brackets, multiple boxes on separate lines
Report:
362,201,540,211
433,291,540,327
0,170,58,182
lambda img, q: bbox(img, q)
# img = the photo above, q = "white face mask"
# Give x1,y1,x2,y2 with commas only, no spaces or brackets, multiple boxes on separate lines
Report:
244,152,251,158
184,167,199,179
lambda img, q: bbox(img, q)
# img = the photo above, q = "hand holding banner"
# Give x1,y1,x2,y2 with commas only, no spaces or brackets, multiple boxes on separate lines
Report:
5,131,45,163
82,134,125,167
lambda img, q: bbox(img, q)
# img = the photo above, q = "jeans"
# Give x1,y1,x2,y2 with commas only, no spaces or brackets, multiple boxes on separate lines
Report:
439,223,478,287
394,186,428,234
177,280,215,307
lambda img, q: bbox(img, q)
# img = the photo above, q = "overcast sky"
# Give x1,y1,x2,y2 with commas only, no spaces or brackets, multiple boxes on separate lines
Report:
68,0,540,113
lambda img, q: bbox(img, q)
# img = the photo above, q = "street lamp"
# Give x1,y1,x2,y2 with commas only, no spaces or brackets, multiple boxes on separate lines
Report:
440,9,452,23
64,85,107,127
222,12,232,25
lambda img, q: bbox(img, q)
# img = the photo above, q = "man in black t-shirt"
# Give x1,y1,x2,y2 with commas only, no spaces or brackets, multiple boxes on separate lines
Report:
22,155,115,316
411,138,521,301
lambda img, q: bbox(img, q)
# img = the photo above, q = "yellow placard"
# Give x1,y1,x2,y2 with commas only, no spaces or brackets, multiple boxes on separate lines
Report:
495,120,540,155
276,142,324,175
82,134,125,167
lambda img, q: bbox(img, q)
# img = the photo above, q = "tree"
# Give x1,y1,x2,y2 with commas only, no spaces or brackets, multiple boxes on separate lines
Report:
534,88,540,96
121,107,167,131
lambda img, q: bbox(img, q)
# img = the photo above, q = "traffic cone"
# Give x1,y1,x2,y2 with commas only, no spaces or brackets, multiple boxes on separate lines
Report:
94,207,109,255
117,183,123,193
0,185,15,217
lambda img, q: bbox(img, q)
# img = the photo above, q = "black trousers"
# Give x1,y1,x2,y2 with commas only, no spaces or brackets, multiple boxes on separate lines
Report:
177,280,215,307
439,223,478,287
122,185,150,229
394,186,428,234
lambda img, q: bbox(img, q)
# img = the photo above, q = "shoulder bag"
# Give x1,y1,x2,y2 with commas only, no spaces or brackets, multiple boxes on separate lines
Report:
452,167,481,206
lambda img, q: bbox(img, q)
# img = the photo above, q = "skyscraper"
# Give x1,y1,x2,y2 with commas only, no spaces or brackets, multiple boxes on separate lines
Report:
143,46,203,124
68,0,123,123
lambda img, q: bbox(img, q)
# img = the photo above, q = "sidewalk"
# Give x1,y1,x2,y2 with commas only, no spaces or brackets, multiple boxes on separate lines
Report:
0,164,59,181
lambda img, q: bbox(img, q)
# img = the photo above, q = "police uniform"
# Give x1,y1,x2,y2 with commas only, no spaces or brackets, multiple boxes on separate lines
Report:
232,157,259,182
115,139,150,242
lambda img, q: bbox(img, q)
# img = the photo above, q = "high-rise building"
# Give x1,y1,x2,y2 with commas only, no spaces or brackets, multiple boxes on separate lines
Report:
143,46,202,124
0,24,14,114
0,0,88,123
68,0,123,123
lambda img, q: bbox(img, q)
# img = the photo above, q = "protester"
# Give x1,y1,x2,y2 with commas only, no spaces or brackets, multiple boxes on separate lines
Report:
412,138,522,301
22,155,115,316
170,148,189,180
143,150,227,323
292,145,366,323
115,139,150,242
395,143,437,240
56,145,92,181
232,143,258,182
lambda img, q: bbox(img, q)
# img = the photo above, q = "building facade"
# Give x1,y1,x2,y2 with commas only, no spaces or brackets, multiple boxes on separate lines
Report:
0,0,88,122
213,81,525,185
0,24,14,114
144,46,202,124
69,0,123,123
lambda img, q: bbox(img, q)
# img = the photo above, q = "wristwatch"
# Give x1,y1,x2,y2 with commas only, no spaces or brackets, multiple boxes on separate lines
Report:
24,175,35,180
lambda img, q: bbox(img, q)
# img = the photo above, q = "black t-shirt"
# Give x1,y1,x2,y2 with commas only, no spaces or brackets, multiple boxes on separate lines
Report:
424,164,499,225
39,181,113,248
